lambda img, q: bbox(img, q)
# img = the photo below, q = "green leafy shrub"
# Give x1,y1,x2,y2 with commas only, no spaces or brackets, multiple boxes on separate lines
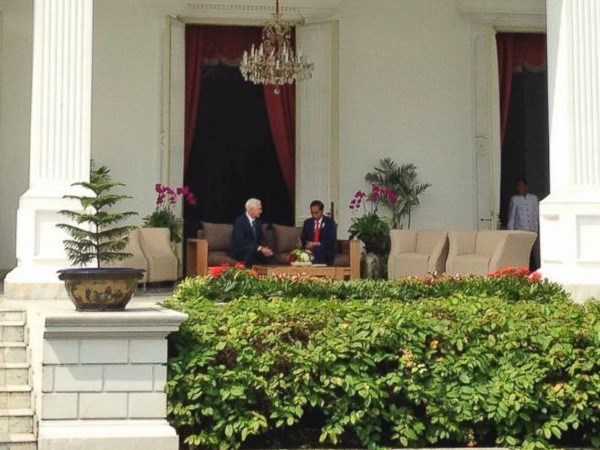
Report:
164,294,600,449
172,269,569,305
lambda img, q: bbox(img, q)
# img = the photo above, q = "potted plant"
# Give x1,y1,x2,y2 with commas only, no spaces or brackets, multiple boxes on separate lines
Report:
348,188,392,254
348,187,392,279
56,166,143,311
143,183,196,244
365,158,431,229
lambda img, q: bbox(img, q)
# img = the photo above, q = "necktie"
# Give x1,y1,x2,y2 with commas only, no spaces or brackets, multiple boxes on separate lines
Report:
251,220,258,240
314,220,321,242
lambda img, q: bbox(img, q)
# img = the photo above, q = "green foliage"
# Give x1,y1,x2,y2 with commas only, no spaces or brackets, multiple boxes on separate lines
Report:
56,166,137,268
348,212,390,255
172,272,570,305
164,293,600,449
365,158,431,229
143,208,183,243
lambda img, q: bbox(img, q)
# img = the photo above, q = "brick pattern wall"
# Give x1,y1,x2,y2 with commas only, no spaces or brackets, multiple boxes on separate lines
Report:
41,338,167,420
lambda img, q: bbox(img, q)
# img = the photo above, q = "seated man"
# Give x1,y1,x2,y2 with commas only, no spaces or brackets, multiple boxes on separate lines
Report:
300,200,336,265
229,198,274,267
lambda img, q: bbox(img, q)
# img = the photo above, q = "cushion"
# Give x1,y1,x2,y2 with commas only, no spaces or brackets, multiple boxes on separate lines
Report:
272,224,302,253
450,254,490,276
202,222,233,251
475,231,504,258
275,252,290,265
332,253,350,267
337,240,350,254
208,251,238,266
416,230,444,254
262,225,276,251
389,252,429,276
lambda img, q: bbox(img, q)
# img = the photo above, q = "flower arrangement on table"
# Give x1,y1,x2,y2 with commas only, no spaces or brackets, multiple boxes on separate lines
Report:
143,183,196,243
288,248,314,266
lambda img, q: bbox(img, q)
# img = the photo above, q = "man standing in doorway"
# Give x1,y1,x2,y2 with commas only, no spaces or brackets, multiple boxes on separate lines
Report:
230,198,274,267
507,177,540,269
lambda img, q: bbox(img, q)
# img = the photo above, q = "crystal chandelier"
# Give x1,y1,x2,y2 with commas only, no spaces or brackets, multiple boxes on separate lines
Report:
240,0,314,93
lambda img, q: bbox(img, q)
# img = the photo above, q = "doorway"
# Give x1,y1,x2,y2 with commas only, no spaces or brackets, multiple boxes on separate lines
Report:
182,25,296,239
496,32,548,268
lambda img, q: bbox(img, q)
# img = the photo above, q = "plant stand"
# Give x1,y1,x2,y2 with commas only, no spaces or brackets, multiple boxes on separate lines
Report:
361,252,382,279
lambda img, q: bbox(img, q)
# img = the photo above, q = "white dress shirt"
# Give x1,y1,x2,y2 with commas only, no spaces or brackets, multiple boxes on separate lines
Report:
507,193,539,232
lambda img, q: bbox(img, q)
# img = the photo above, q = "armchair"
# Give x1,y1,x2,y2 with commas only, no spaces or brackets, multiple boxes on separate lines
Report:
388,230,448,279
104,227,148,285
446,230,537,276
139,227,179,283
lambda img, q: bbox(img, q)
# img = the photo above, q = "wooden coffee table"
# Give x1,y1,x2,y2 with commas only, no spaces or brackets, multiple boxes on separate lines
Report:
253,264,351,280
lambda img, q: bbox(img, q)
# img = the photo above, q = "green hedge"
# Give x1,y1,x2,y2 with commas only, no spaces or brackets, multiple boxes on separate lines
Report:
171,268,569,304
164,292,600,449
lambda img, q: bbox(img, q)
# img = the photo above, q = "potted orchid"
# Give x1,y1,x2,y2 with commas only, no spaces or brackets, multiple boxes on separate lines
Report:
348,185,393,255
365,158,431,229
143,183,196,243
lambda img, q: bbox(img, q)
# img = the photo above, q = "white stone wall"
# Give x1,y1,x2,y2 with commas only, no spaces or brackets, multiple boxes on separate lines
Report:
37,307,186,450
42,338,167,421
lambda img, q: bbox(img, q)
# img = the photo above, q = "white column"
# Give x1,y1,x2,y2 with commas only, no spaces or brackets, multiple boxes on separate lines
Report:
4,0,93,299
541,0,600,300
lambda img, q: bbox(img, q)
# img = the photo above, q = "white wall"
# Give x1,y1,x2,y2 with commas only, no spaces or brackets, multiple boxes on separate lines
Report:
91,0,166,224
0,0,166,272
335,0,475,236
0,0,33,271
1,0,478,269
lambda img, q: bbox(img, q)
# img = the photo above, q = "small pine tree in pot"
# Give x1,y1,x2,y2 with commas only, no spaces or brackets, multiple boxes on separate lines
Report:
56,166,143,311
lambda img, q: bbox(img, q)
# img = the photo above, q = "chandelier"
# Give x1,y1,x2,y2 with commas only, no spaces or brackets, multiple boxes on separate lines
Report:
240,0,314,93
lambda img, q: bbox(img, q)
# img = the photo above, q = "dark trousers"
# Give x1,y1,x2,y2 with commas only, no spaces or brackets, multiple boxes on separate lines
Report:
312,246,334,265
530,236,540,271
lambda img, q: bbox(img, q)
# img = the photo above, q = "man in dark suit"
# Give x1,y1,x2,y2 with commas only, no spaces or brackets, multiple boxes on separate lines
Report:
229,198,274,267
300,200,336,265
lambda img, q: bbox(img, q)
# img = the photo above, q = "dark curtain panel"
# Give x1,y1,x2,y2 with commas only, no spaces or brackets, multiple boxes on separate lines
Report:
184,25,264,170
264,83,296,201
184,64,294,238
496,33,546,144
499,69,550,227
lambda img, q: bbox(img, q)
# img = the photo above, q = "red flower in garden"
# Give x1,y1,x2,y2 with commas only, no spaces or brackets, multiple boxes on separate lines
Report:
208,263,229,277
487,266,531,278
528,271,542,282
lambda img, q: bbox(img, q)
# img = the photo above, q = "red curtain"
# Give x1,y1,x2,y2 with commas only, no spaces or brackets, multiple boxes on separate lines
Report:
497,33,546,144
264,84,295,198
185,26,262,168
185,25,296,200
184,27,206,168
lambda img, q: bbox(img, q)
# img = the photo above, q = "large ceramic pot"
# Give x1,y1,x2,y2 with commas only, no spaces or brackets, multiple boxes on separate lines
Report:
58,268,144,311
361,252,382,279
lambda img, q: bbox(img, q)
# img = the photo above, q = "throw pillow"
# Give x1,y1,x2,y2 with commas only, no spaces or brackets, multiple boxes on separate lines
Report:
201,222,233,251
272,224,302,254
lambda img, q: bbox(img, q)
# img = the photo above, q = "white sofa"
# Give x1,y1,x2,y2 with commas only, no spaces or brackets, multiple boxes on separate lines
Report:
446,230,537,276
388,230,448,279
